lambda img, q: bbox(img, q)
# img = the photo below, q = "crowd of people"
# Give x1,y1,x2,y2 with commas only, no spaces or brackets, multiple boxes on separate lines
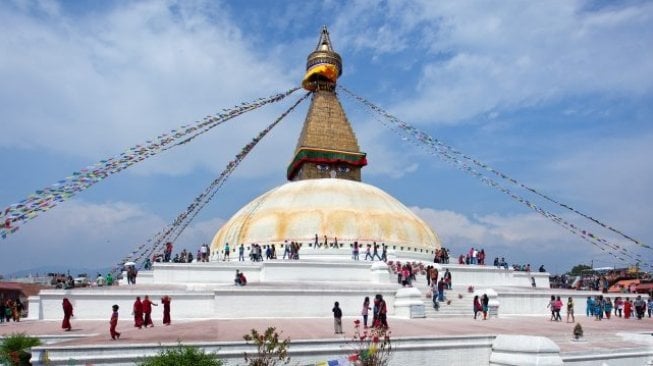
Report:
586,295,653,320
58,295,173,339
0,298,24,323
332,294,389,335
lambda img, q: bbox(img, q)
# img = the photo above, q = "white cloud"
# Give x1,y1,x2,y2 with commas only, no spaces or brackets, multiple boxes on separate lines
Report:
410,205,626,271
331,1,653,123
412,206,566,245
1,198,226,273
0,0,295,177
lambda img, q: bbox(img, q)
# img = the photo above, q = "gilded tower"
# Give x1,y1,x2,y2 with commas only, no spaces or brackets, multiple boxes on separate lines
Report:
287,27,367,181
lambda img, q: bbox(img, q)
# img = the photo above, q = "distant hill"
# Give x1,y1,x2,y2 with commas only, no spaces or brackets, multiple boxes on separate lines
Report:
3,265,113,280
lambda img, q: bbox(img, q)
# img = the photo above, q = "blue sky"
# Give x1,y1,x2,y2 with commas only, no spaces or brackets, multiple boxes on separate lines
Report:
1,0,652,275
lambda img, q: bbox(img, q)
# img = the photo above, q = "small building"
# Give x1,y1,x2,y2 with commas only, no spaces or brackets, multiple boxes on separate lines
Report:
0,282,45,317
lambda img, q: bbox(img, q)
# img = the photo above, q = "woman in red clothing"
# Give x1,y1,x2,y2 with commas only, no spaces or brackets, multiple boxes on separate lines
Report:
61,298,73,331
161,295,171,325
133,296,144,329
624,297,632,319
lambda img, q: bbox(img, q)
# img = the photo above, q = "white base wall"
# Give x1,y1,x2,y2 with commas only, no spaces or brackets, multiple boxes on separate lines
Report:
29,334,653,366
436,264,551,289
32,285,398,320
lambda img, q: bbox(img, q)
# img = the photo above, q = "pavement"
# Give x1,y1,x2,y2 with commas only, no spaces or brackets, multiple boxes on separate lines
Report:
1,315,651,353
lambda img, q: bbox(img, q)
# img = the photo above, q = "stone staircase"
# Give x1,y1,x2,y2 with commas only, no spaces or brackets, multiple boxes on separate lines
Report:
421,287,474,318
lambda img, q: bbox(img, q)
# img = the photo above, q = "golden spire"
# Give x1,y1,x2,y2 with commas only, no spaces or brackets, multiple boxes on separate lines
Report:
302,26,343,91
288,27,367,181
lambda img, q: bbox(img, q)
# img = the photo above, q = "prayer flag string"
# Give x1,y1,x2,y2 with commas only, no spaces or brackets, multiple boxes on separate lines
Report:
0,87,301,240
114,92,311,271
339,85,649,269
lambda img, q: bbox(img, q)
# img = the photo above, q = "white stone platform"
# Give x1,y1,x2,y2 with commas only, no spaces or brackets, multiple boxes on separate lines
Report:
27,257,599,321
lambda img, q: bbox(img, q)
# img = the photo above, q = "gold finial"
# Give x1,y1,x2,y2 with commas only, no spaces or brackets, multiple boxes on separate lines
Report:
302,26,342,91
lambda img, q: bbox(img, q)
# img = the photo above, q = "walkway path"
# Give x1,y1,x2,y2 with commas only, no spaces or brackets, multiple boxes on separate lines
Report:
1,315,651,353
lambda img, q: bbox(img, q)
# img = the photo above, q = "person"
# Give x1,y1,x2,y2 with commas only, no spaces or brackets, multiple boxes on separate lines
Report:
234,270,247,286
594,296,603,321
372,243,381,261
142,295,158,328
62,298,73,331
4,300,12,322
604,297,613,319
444,269,452,289
381,244,387,262
586,296,594,317
615,296,623,317
106,273,114,286
352,242,359,260
164,242,173,262
481,294,490,320
224,243,230,261
283,241,290,259
161,295,171,325
624,297,632,319
430,267,439,288
201,243,209,262
648,297,653,318
110,304,121,340
554,296,563,321
372,296,379,328
634,295,646,319
473,295,482,320
539,265,546,272
239,244,245,262
364,245,372,261
375,294,388,329
531,277,536,288
566,297,574,323
431,281,439,310
14,299,23,321
361,297,371,329
133,296,144,329
437,278,445,302
332,301,343,334
96,273,105,287
0,300,4,324
548,295,556,321
143,258,152,270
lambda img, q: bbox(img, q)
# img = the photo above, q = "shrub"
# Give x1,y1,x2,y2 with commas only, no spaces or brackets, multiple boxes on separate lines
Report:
243,327,290,366
0,333,41,366
139,345,222,366
348,320,392,366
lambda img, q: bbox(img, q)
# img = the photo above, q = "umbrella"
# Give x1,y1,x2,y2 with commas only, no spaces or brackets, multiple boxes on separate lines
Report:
124,261,136,266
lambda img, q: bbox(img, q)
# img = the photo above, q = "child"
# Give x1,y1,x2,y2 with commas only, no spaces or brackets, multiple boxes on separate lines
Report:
110,304,121,340
332,301,343,334
361,297,371,329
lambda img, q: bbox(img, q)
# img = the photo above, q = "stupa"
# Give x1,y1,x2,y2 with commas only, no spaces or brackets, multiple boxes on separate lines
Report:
27,28,557,327
210,27,441,257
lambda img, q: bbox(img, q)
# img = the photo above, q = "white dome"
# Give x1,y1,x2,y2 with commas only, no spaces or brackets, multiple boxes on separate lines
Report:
211,179,441,254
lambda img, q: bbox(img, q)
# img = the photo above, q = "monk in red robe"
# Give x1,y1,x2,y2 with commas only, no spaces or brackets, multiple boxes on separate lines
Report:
161,295,171,325
61,298,73,331
142,295,157,327
133,296,144,328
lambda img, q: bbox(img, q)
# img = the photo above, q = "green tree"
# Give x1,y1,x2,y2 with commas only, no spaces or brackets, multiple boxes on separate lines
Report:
139,345,222,366
243,327,290,366
0,332,41,366
568,264,592,276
